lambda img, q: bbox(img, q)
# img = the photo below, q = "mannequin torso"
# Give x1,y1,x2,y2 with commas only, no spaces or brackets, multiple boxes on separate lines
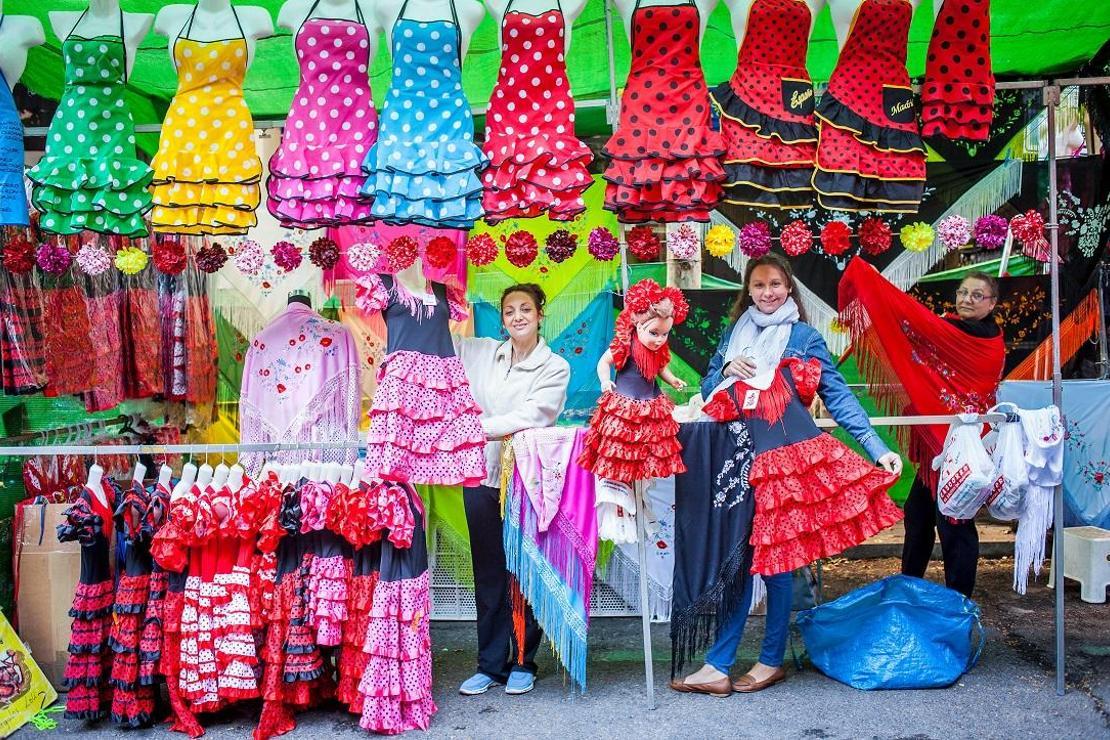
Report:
277,0,381,60
485,0,587,54
375,0,486,59
723,0,822,48
0,7,45,88
48,0,152,77
827,0,934,48
155,0,274,67
612,0,717,42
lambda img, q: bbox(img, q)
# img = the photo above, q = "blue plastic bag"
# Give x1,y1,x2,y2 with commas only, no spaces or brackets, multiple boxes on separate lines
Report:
796,575,985,690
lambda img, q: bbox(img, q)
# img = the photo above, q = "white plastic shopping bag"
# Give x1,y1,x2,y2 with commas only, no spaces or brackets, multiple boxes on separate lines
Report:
932,413,995,520
984,404,1028,520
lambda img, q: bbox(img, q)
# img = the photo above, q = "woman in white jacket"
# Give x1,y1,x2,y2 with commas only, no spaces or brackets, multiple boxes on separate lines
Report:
455,283,571,697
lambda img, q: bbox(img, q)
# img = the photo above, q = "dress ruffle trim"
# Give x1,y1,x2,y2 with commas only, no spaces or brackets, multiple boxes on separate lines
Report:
480,137,593,222
815,94,925,154
711,83,817,143
578,391,685,482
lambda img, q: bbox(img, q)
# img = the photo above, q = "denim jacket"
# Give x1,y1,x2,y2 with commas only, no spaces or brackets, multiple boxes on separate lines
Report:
700,321,890,462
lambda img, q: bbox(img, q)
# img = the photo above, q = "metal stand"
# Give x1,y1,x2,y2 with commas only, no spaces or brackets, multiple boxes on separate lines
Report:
634,481,656,709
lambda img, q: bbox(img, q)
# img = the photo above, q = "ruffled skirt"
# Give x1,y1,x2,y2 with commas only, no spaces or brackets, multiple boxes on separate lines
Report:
268,142,376,229
27,154,152,237
63,579,115,720
109,572,155,727
481,133,592,223
578,390,685,482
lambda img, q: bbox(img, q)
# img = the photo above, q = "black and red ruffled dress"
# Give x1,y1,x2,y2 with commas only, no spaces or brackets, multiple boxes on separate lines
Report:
708,358,903,575
603,0,724,223
138,482,170,693
710,0,817,209
920,0,993,141
812,0,925,213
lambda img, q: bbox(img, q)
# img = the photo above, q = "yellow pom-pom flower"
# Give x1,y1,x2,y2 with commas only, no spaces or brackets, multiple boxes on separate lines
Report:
899,222,935,253
114,246,149,275
705,224,735,258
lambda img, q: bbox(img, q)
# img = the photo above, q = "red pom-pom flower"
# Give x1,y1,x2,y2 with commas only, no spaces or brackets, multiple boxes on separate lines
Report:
820,221,852,256
385,235,419,271
544,229,578,263
272,240,303,272
195,242,228,273
858,217,892,256
626,226,660,261
504,230,539,268
780,221,813,257
424,236,457,270
153,239,187,275
3,238,35,274
466,233,498,267
309,237,340,270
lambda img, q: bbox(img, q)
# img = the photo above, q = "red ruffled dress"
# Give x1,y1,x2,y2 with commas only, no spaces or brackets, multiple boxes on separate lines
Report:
301,481,352,648
812,0,925,213
578,336,685,482
920,0,993,141
58,483,116,720
481,1,593,222
603,0,725,223
138,482,171,691
710,0,817,209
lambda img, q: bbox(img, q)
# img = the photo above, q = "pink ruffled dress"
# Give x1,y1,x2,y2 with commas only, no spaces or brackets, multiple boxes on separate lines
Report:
355,273,486,487
266,7,378,228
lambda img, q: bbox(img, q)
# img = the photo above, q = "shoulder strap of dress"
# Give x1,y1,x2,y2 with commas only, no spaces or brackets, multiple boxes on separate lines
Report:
396,0,413,23
65,8,90,41
179,4,199,41
449,0,463,66
504,0,517,15
119,8,129,83
230,3,247,41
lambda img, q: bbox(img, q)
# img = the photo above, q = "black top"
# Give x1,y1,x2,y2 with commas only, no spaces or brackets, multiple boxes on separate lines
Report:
944,313,1002,339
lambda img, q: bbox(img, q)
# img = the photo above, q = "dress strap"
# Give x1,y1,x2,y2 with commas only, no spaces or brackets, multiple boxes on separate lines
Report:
230,3,247,41
178,4,199,41
118,8,129,83
64,8,90,41
354,0,366,25
448,0,463,66
396,0,412,23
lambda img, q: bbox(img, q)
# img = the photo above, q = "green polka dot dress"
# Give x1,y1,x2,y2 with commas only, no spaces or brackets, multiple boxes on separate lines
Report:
26,24,152,236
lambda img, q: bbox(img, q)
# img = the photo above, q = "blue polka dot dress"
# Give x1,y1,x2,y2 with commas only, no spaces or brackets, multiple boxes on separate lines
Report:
359,0,487,229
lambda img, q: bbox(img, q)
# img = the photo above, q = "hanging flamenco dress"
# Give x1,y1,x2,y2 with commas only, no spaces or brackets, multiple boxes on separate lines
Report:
58,483,116,720
602,0,724,223
137,481,170,692
481,0,593,222
360,0,488,228
709,0,816,210
356,273,486,487
267,1,378,228
150,5,262,235
812,0,925,213
25,9,151,236
920,0,993,141
0,17,27,226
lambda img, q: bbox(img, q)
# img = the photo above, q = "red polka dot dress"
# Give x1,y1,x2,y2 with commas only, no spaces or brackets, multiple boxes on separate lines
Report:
603,0,725,223
482,0,593,222
710,0,817,210
920,0,993,141
812,0,925,213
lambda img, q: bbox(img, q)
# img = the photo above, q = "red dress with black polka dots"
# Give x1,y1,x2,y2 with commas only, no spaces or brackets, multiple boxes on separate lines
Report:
710,0,817,210
920,0,993,141
812,0,925,213
603,0,725,223
482,1,593,223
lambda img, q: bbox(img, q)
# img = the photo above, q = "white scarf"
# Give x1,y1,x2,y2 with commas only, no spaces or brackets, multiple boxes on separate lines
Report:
712,297,800,395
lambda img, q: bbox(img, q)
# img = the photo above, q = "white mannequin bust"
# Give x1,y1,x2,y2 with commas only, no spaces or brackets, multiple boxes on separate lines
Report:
48,0,152,78
277,0,382,62
827,0,939,49
722,0,822,49
375,0,486,59
0,3,45,89
612,0,717,42
484,0,587,54
155,0,275,68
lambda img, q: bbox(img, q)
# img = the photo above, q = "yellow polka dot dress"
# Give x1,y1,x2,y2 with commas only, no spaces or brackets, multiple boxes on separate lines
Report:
150,8,261,235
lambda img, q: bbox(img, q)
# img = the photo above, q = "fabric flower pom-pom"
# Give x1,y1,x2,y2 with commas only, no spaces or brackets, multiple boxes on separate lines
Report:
76,243,113,276
626,226,661,261
1009,209,1045,246
858,217,892,256
2,238,35,274
153,239,187,275
738,221,772,258
705,224,735,258
668,223,699,260
424,236,457,270
347,241,380,272
973,214,1008,251
466,233,498,266
899,222,935,253
272,240,303,273
820,221,852,256
115,246,149,275
385,235,419,271
308,237,340,270
233,239,264,275
936,214,971,252
505,230,539,268
780,220,813,257
195,242,228,273
35,242,72,276
545,229,578,263
588,226,620,261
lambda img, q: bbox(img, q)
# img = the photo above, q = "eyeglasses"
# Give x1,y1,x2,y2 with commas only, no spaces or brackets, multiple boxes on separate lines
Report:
955,288,994,303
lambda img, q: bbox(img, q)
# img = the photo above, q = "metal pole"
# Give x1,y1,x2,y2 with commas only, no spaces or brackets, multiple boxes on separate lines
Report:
603,1,621,126
1045,84,1066,697
635,481,656,709
1097,264,1109,379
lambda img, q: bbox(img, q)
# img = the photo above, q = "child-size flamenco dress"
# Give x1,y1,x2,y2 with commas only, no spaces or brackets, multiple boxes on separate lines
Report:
920,0,993,141
267,2,378,228
137,481,170,692
26,10,151,236
709,0,817,210
150,5,262,235
812,0,925,213
602,0,725,223
481,0,593,222
360,0,488,228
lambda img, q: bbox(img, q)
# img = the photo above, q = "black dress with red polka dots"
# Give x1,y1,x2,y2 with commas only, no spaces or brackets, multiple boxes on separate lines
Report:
812,0,926,213
920,0,993,141
602,0,725,223
709,0,817,210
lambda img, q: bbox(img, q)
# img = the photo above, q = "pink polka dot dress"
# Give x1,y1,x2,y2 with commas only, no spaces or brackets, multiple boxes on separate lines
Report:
481,0,593,223
266,4,378,228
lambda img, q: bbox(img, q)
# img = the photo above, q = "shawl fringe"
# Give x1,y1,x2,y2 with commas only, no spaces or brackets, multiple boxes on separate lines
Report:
669,540,751,678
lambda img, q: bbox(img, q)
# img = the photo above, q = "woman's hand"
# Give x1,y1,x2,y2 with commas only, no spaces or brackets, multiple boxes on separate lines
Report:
877,452,903,476
669,377,687,390
724,356,758,380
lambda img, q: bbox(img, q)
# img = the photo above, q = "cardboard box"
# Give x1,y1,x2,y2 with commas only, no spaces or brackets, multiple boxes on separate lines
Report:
0,609,57,737
14,503,81,690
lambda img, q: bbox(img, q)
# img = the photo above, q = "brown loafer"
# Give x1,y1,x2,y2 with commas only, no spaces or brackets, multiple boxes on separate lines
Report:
732,667,786,693
668,676,733,698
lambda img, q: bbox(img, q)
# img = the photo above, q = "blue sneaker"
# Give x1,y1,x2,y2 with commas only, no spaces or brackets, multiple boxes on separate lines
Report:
459,672,499,696
505,669,535,695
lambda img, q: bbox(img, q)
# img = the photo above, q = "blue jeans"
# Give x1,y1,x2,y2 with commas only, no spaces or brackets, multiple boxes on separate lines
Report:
704,571,793,673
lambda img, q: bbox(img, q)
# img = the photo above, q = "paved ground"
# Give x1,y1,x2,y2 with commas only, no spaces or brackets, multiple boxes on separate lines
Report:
43,558,1108,740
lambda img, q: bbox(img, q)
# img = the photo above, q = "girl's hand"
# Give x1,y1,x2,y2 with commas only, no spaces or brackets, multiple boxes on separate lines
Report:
669,377,687,390
724,356,758,380
877,452,903,476
601,379,616,393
